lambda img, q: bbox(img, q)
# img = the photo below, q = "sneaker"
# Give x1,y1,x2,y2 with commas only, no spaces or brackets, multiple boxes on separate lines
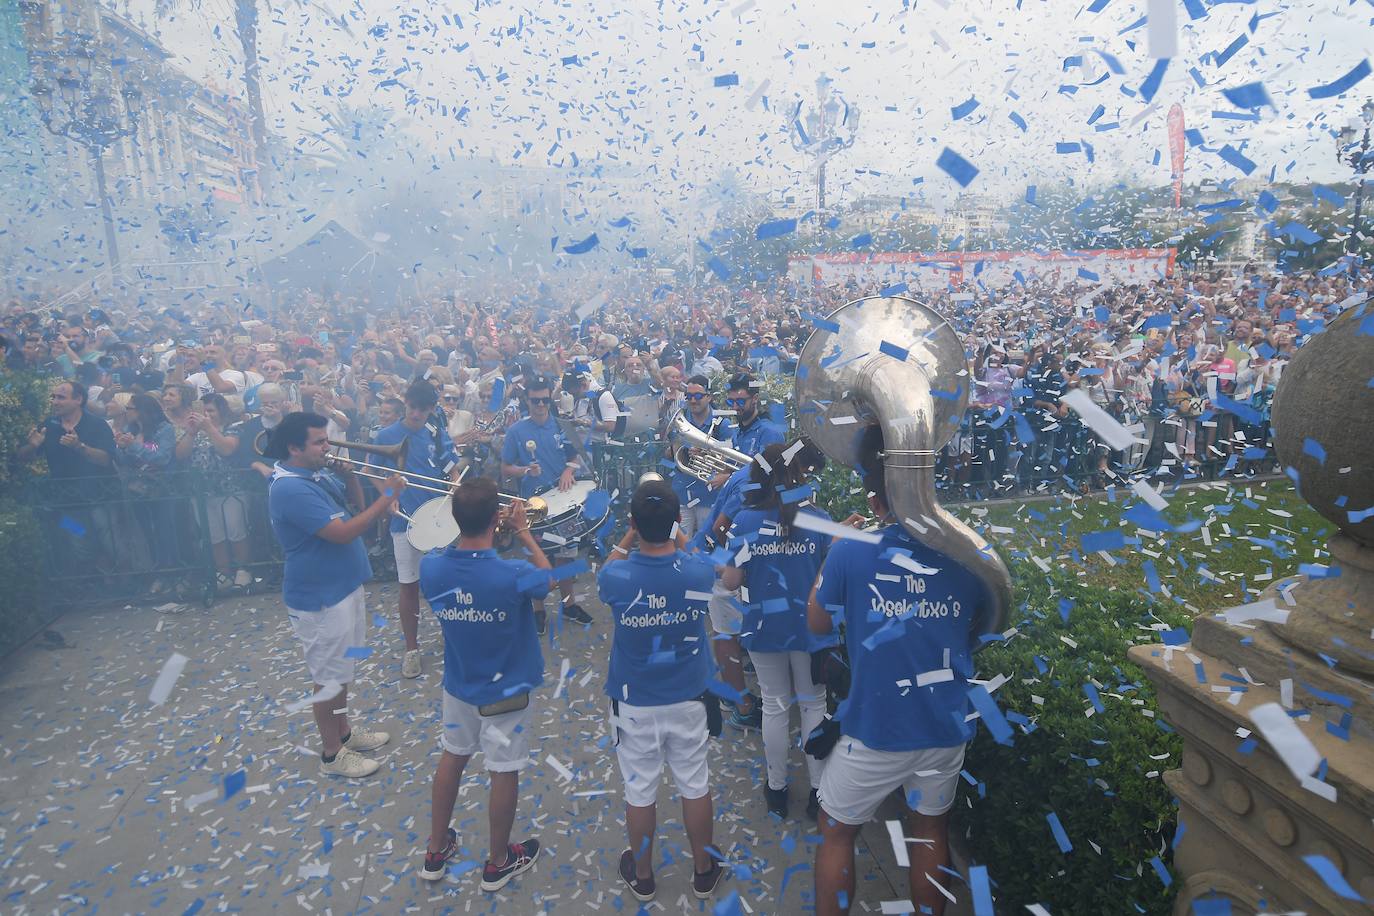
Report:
561,602,592,625
692,859,724,899
728,700,761,732
806,788,820,821
343,725,390,752
535,608,547,636
618,848,655,902
216,573,234,590
764,784,789,819
402,650,422,679
419,827,458,881
481,839,540,892
320,746,379,778
742,655,755,675
233,568,253,588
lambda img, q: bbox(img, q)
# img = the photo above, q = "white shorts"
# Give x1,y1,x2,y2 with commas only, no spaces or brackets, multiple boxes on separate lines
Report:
392,531,424,584
818,737,966,825
441,691,534,772
708,581,742,636
287,586,367,685
612,700,710,808
205,494,248,544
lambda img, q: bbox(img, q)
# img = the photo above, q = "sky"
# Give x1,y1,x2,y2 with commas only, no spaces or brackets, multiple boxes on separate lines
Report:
130,0,1374,215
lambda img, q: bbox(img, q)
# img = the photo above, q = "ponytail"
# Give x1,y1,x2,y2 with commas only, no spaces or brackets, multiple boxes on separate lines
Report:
745,441,825,538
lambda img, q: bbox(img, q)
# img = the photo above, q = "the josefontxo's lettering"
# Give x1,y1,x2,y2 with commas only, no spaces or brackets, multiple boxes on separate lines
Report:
869,596,961,619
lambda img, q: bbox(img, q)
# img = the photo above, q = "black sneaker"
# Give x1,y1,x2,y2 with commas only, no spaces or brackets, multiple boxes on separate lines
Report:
764,784,789,819
481,838,540,892
692,859,725,899
561,602,593,625
806,788,820,821
618,848,655,902
535,608,547,636
419,827,457,881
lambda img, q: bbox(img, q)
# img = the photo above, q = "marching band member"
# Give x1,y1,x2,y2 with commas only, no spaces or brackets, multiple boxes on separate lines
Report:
501,375,593,628
374,380,461,679
417,478,549,890
809,426,988,916
265,411,405,778
598,477,724,903
668,374,733,541
720,442,835,820
725,373,785,458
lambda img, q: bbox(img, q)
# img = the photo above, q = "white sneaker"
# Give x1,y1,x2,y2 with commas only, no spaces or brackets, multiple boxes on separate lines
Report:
320,747,379,778
344,725,390,752
233,568,253,588
402,650,422,679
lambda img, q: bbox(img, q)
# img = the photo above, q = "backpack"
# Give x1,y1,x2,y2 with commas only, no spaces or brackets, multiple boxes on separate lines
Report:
590,389,627,439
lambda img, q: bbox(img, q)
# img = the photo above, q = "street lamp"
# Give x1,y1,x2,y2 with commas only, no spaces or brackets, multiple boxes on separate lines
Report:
1335,98,1374,256
28,34,142,272
788,75,859,242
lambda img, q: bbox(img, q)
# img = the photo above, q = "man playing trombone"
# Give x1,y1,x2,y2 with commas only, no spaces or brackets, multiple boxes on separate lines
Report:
373,380,461,679
265,411,406,778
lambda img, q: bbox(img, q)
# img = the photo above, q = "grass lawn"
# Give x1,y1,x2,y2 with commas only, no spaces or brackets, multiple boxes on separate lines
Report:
952,478,1330,615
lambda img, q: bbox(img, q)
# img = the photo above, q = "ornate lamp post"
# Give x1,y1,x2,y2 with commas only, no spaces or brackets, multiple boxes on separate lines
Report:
1335,97,1374,255
29,34,142,272
788,75,860,238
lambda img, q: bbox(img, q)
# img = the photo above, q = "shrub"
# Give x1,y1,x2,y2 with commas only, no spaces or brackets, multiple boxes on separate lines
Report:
957,565,1187,915
0,370,56,657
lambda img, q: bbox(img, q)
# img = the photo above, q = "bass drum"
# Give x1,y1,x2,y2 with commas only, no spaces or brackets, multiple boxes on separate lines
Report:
406,495,460,552
530,479,610,544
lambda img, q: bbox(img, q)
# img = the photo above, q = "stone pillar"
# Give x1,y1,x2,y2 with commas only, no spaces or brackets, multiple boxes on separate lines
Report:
1129,302,1374,915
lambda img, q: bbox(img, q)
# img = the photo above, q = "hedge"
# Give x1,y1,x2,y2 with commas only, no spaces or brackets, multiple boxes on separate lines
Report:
957,566,1186,915
0,371,56,657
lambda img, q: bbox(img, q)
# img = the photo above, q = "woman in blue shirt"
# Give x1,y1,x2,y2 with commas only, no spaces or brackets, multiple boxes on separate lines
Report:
720,442,833,820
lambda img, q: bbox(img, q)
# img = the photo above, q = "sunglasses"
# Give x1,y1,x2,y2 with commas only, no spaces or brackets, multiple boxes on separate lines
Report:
684,392,709,401
725,397,750,408
443,396,459,402
529,397,552,405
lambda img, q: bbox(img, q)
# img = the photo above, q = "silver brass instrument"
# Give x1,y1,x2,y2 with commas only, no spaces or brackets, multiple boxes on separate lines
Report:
794,295,1013,648
671,412,751,483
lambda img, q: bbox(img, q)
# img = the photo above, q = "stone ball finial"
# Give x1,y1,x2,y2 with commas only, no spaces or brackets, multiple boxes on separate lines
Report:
1269,303,1373,546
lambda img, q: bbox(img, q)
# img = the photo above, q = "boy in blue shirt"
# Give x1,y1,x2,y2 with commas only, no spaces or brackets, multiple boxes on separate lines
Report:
266,412,405,779
807,427,988,916
417,477,551,891
599,478,725,903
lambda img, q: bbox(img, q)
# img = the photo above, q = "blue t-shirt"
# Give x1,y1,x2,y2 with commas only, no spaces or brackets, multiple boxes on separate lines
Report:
599,550,716,706
419,547,550,706
814,524,987,752
732,415,786,457
268,465,373,611
671,411,735,508
373,420,458,533
501,415,576,498
729,506,837,654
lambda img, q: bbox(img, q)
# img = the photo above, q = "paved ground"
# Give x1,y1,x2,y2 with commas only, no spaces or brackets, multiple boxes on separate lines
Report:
0,575,974,916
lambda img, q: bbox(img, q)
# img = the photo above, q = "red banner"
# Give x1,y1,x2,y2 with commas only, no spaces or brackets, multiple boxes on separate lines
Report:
1167,103,1186,210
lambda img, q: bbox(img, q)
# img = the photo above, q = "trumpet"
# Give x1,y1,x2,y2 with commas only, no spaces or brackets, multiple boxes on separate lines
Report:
670,412,750,483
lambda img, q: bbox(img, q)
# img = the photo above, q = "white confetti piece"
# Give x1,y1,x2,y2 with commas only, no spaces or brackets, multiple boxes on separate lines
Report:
149,652,189,706
1249,702,1321,784
546,755,575,782
1060,389,1137,452
793,513,883,543
886,820,909,867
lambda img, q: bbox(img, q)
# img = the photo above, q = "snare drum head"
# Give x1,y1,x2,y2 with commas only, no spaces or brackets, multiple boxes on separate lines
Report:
407,495,459,552
536,479,597,522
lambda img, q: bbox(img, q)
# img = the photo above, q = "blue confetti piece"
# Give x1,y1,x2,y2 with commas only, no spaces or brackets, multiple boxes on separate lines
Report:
1139,59,1169,103
713,891,745,916
951,96,980,120
1312,185,1346,207
1161,628,1190,646
562,233,600,255
321,827,334,853
755,218,796,240
488,377,506,412
1077,267,1099,281
372,613,387,628
969,865,994,916
1026,184,1037,204
1256,190,1279,213
1083,682,1106,714
342,646,372,659
706,256,733,280
182,900,205,916
1142,313,1174,330
1056,141,1082,154
936,147,979,187
1214,33,1248,67
805,314,840,333
1008,111,1028,131
1182,0,1207,19
1086,0,1111,11
1306,59,1371,99
223,769,246,800
1058,597,1073,623
879,340,909,362
1302,438,1327,465
551,558,589,581
879,282,909,296
1081,529,1126,553
967,684,1014,746
1150,856,1172,887
1222,82,1271,109
1217,144,1257,175
58,515,87,537
1046,811,1073,853
449,860,481,876
713,73,739,87
850,232,873,248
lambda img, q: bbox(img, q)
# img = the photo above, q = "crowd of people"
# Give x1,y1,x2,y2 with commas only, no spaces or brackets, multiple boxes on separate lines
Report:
3,263,1366,914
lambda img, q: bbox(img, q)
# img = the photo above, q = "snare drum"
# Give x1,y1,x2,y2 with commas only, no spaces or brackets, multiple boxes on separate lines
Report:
529,479,611,545
406,495,460,552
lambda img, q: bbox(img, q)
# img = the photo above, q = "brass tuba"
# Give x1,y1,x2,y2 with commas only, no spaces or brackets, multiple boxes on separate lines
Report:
794,295,1013,647
671,411,751,483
